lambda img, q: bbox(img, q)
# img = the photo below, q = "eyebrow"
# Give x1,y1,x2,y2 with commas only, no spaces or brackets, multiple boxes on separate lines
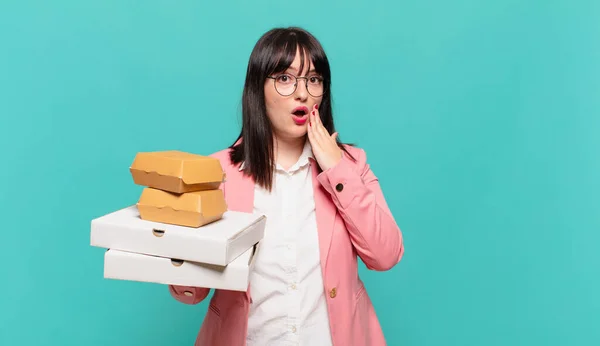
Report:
287,66,317,74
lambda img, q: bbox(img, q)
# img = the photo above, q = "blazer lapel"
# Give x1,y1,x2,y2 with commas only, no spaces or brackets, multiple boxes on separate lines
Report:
310,159,337,274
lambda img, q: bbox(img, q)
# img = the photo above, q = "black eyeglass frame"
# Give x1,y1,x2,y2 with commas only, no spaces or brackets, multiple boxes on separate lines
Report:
266,74,325,97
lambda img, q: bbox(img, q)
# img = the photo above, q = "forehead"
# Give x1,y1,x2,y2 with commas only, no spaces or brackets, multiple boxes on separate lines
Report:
286,49,315,74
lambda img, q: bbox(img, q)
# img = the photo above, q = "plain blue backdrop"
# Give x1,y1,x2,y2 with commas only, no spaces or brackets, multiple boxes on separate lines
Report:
1,1,599,345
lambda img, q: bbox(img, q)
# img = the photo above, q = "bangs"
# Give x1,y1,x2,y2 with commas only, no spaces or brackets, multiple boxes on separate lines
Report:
266,33,328,77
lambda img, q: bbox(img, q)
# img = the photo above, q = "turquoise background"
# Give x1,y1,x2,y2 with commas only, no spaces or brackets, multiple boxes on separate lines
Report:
1,0,599,345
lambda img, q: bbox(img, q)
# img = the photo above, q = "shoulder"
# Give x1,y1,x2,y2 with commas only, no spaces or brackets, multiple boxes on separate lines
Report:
209,147,239,172
209,147,231,161
341,144,368,167
342,144,365,156
209,148,245,173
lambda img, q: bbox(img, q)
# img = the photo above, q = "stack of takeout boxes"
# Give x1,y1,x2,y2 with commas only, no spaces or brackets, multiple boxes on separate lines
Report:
90,151,266,292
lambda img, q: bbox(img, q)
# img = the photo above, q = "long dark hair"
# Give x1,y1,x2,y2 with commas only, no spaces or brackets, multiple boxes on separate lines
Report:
229,27,353,191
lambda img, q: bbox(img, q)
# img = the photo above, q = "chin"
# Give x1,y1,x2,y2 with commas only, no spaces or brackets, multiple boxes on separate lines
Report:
281,128,308,140
293,127,308,137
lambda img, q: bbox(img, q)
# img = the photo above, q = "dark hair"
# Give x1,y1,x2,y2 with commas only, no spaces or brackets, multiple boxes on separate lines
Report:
229,26,354,191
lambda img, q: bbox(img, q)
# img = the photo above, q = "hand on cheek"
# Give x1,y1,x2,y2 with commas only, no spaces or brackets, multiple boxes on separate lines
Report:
307,104,342,171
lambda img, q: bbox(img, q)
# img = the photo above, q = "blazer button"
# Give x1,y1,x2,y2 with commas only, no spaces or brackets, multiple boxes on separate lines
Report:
335,183,343,192
329,287,337,298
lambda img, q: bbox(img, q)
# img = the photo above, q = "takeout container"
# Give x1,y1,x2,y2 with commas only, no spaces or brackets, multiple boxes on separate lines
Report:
129,150,226,194
103,242,259,292
91,205,266,266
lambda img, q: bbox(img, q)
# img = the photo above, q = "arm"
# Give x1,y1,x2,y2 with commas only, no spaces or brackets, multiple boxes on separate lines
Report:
317,148,404,271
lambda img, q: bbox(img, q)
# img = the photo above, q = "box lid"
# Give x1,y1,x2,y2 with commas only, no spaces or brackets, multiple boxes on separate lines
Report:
103,243,259,292
129,151,226,193
91,205,266,266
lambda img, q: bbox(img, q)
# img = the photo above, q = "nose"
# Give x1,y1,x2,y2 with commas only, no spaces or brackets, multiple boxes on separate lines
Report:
293,79,309,101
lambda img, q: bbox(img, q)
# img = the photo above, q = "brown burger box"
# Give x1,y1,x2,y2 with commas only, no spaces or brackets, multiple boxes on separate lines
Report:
136,187,227,228
130,150,226,194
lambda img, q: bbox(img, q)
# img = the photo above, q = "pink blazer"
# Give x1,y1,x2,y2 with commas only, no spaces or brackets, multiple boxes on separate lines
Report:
169,144,404,346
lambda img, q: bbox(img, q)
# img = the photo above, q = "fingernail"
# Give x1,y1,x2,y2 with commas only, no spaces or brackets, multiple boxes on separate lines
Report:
315,104,319,109
311,111,315,115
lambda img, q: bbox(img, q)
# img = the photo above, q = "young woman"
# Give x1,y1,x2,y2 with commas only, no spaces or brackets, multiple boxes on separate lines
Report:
169,27,404,346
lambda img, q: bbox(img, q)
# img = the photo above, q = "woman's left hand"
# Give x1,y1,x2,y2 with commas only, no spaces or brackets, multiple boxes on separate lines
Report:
307,104,343,171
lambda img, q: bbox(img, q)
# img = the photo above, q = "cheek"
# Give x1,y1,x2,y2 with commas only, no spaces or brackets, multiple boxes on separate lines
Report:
266,102,287,129
268,97,279,108
264,87,281,114
265,98,279,120
265,96,286,120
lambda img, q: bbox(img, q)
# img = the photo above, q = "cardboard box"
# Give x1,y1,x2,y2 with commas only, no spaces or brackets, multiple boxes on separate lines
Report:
90,205,266,266
103,243,258,292
130,151,226,194
137,187,227,227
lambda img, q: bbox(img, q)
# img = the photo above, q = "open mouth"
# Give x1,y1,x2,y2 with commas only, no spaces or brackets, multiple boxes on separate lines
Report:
291,106,309,125
292,107,309,117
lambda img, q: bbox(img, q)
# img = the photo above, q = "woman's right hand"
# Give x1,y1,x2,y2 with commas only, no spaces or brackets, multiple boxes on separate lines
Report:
168,285,211,305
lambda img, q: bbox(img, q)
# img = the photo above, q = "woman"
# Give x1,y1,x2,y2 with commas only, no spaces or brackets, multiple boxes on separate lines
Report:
169,27,404,346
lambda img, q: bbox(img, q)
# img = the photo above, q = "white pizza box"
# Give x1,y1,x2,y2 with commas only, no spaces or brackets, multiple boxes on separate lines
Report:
90,205,266,266
103,242,259,292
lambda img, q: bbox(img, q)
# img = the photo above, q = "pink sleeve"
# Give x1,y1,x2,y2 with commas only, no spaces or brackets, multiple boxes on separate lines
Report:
317,148,404,271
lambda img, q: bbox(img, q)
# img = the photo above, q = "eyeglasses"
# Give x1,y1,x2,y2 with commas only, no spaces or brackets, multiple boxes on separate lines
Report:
267,73,325,97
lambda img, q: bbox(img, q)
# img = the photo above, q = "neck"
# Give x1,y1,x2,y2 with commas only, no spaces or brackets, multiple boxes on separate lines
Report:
274,135,306,171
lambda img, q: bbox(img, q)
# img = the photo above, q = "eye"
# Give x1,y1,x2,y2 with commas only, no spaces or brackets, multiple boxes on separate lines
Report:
309,76,323,84
276,74,294,84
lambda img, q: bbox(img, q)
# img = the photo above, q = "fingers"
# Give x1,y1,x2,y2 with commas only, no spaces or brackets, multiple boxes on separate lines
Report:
307,104,343,169
313,104,323,126
307,121,316,146
307,113,321,146
308,114,324,149
311,106,328,138
312,105,339,145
